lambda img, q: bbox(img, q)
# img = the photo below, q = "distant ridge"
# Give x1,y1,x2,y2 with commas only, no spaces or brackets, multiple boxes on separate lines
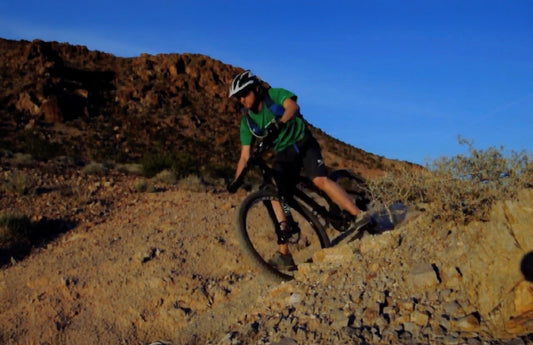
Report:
0,38,415,178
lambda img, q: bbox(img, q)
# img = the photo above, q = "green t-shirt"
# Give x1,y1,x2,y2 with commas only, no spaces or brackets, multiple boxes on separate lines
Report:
239,88,306,152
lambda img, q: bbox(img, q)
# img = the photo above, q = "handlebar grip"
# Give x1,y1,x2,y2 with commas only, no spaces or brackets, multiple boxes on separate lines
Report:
227,165,249,193
228,143,268,193
227,179,241,193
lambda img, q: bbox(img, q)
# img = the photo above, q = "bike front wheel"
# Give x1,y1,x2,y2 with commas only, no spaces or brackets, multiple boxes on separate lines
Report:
236,189,330,280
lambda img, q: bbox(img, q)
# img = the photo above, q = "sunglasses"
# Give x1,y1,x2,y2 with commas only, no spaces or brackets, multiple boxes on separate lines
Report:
234,88,252,99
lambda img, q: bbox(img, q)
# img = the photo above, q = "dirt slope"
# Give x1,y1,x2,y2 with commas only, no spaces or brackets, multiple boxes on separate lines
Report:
0,185,277,344
0,162,532,345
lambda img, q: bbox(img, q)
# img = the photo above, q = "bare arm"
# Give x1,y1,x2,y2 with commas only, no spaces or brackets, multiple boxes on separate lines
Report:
279,97,300,124
235,145,251,179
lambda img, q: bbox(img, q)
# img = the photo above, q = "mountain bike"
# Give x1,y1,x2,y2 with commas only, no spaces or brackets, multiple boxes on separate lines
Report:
229,141,373,280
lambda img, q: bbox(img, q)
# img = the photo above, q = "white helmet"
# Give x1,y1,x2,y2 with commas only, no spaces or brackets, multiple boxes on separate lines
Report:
229,70,259,98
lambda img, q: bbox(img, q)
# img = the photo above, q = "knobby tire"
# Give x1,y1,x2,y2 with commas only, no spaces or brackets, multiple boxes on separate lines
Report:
236,189,330,280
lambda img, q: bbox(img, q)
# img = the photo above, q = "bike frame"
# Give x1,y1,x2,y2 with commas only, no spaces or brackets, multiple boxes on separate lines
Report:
242,150,348,232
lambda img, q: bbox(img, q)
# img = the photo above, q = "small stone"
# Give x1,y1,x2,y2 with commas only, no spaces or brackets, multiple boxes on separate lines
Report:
411,310,429,326
437,316,451,331
270,337,298,345
453,313,480,332
403,322,419,336
398,299,415,312
443,301,463,316
442,266,463,287
330,309,348,330
504,338,526,345
409,263,440,290
382,306,395,316
443,335,460,345
466,338,482,345
375,314,389,329
312,245,353,264
287,293,302,306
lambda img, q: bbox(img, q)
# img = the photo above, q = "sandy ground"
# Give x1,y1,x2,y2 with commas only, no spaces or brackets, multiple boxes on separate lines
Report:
0,186,283,344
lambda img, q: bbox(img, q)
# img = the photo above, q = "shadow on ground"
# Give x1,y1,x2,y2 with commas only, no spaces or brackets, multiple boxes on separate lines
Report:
0,217,77,267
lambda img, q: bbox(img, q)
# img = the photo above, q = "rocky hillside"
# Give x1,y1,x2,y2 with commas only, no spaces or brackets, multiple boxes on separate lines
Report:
0,38,409,179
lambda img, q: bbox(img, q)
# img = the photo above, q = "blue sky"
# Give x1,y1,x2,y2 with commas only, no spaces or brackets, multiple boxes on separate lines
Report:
1,1,531,165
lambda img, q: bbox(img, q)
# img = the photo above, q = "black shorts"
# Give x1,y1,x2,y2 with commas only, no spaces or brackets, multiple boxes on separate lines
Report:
272,131,327,198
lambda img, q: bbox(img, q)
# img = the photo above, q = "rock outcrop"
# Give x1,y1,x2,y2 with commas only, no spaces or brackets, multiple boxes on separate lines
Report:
0,38,406,178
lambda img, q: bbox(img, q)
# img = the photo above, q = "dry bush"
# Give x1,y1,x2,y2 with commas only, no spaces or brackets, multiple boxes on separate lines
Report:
201,175,227,190
368,138,532,224
153,169,178,185
0,213,33,249
12,153,35,168
51,155,77,168
133,178,154,193
141,150,199,178
82,162,107,176
367,165,429,208
177,174,207,192
1,170,34,195
116,163,144,176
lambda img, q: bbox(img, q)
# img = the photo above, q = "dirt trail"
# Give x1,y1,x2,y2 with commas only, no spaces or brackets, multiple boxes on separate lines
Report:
0,189,280,345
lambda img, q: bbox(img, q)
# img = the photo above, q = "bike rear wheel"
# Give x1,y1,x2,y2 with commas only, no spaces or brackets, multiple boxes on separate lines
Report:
236,189,330,280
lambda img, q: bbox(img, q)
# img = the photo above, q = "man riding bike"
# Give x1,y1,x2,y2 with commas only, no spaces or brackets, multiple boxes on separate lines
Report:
227,70,366,268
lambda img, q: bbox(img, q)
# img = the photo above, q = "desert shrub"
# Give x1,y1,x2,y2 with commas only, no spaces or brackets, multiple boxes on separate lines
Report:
133,178,154,193
2,170,33,195
58,184,75,197
214,178,227,189
0,148,13,158
141,152,169,177
201,175,227,190
177,174,208,192
204,162,234,181
153,169,177,185
170,151,200,179
12,153,35,167
141,150,199,178
367,165,429,208
82,162,107,175
52,155,77,168
368,138,532,224
0,214,34,247
18,130,65,160
116,163,144,176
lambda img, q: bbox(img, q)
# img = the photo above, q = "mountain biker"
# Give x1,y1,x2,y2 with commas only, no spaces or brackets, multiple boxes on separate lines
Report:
228,70,365,268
